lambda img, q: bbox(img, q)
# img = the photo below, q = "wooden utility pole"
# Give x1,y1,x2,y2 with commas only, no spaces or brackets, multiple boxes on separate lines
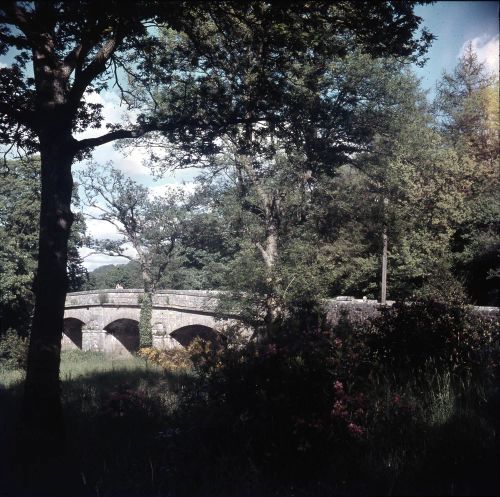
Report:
381,197,388,305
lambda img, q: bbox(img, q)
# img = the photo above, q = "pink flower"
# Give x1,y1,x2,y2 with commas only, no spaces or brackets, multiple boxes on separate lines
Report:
348,422,364,436
333,380,344,395
332,400,347,418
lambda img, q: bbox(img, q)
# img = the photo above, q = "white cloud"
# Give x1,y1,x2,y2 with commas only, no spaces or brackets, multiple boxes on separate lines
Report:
461,35,499,75
85,218,122,240
80,242,137,271
149,181,197,198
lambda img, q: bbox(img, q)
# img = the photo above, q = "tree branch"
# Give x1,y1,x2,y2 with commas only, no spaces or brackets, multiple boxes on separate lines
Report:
75,124,156,150
69,28,123,108
1,3,35,43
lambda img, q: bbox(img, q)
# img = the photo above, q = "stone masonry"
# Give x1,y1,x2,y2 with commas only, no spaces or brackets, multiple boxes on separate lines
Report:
63,290,499,357
62,289,231,356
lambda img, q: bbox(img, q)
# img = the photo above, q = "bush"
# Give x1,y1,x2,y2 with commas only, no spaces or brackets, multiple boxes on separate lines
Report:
0,329,29,370
138,346,193,372
174,299,499,488
366,299,499,385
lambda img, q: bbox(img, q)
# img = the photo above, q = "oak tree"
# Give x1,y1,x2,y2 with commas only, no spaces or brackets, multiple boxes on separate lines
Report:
0,0,432,443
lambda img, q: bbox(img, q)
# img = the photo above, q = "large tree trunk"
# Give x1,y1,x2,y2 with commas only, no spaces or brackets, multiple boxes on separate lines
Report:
23,138,75,447
237,153,283,334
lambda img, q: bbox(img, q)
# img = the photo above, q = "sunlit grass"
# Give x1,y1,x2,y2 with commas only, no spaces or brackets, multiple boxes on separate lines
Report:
60,349,156,379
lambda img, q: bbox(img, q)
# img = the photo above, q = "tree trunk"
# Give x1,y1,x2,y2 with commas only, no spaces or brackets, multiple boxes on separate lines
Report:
23,139,75,449
381,224,388,305
381,197,389,305
259,204,281,334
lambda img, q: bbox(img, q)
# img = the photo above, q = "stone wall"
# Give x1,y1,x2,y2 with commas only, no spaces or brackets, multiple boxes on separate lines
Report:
63,290,499,356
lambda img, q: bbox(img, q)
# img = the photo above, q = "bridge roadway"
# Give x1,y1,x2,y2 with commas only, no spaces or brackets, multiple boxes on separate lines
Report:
63,289,500,357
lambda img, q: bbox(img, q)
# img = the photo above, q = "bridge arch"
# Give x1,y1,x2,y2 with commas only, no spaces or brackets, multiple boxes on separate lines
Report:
63,289,234,355
170,324,221,348
62,318,84,350
104,318,140,356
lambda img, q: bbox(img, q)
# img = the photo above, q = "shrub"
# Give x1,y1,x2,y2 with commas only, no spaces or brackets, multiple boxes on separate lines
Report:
366,299,499,385
138,346,193,372
175,300,499,485
0,329,29,370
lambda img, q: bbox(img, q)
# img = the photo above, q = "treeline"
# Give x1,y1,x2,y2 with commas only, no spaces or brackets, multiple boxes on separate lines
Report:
81,46,499,307
1,45,498,340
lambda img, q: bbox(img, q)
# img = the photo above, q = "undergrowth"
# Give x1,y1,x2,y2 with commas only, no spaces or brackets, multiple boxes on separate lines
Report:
1,300,499,497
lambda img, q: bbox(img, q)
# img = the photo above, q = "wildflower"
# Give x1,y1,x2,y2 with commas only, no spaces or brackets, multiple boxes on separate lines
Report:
347,422,364,437
332,400,347,418
333,380,344,395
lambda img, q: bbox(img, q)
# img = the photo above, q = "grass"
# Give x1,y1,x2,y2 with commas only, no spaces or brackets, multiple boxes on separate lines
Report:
1,349,499,497
1,351,194,497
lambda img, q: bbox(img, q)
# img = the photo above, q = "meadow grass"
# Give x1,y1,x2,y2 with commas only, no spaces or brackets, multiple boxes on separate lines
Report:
1,348,498,497
1,350,195,497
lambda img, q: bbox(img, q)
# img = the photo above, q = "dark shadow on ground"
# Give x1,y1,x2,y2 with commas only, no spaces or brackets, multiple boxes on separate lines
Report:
2,364,499,497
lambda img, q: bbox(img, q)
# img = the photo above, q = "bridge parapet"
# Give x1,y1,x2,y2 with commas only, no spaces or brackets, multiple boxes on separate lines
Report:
65,289,221,313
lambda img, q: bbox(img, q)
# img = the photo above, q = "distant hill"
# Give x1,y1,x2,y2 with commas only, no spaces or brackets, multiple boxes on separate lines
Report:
84,261,143,290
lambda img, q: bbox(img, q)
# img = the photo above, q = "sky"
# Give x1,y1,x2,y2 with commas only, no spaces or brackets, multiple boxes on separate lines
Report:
1,2,499,271
414,1,499,91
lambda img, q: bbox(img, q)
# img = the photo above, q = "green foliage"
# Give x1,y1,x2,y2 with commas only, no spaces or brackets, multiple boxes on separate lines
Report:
0,158,39,335
0,329,28,370
176,300,499,489
85,262,143,290
0,157,88,335
434,43,500,304
139,293,153,348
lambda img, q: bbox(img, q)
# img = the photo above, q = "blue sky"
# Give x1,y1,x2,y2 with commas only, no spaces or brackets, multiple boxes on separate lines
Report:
414,1,499,92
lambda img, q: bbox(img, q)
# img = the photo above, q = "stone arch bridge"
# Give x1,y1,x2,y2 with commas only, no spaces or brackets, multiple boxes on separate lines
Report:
63,289,231,357
64,289,499,357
